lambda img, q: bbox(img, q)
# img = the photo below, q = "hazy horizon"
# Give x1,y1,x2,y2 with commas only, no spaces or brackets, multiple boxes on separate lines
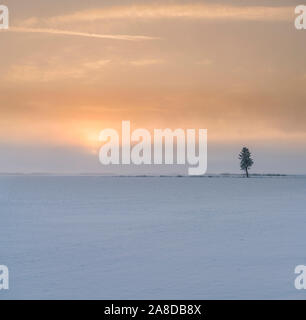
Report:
1,0,306,174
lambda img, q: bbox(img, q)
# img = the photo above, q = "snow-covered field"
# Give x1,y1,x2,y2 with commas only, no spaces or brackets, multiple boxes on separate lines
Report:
0,176,306,299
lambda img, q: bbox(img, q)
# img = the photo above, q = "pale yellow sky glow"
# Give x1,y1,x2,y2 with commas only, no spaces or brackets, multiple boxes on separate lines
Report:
0,0,306,173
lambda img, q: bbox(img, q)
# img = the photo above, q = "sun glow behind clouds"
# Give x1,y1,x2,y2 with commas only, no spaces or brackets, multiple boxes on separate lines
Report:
81,129,101,154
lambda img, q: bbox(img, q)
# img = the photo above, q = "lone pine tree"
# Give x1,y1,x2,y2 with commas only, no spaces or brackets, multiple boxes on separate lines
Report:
239,147,254,178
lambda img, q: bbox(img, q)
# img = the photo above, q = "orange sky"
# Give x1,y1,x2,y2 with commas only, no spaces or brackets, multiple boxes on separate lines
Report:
0,0,306,173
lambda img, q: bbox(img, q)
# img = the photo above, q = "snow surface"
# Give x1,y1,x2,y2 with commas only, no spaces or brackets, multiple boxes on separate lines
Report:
0,176,306,299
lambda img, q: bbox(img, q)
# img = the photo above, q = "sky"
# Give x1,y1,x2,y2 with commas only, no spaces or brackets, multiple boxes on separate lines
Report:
0,0,306,174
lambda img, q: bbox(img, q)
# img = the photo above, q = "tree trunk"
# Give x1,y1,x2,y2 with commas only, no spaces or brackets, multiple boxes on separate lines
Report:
246,168,249,178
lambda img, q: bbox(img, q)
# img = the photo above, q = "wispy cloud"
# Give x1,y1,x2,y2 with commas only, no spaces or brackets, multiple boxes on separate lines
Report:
83,60,111,69
47,4,293,23
8,27,158,41
129,59,165,66
4,58,112,83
